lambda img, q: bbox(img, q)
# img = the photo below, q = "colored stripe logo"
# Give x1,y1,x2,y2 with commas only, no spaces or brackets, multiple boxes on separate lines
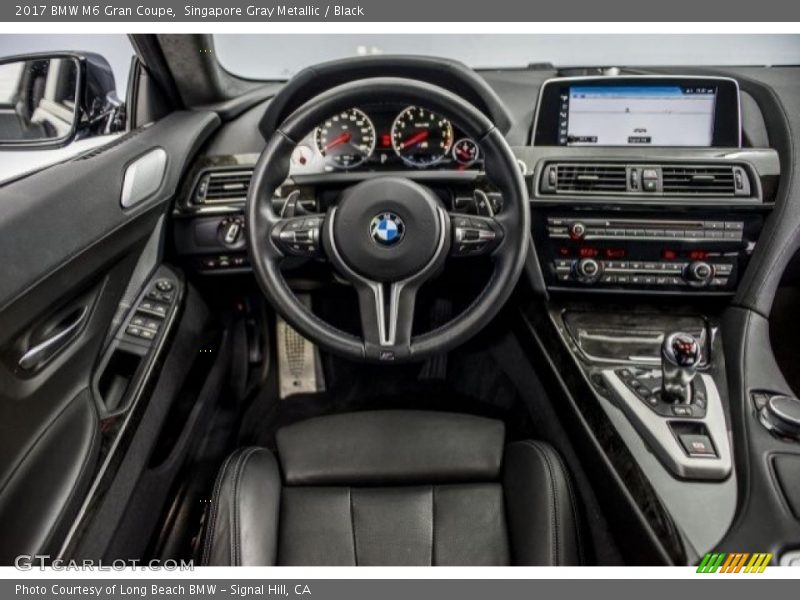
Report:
697,552,772,573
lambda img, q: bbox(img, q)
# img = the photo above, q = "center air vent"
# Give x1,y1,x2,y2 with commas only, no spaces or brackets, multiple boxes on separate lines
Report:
540,162,753,199
550,164,628,193
661,165,740,196
193,169,253,204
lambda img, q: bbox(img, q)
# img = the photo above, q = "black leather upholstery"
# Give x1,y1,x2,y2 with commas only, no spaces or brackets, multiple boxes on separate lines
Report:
276,411,505,485
203,411,581,566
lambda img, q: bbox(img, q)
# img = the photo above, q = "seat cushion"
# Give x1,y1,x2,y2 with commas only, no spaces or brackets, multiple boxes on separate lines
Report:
278,484,510,566
203,411,582,566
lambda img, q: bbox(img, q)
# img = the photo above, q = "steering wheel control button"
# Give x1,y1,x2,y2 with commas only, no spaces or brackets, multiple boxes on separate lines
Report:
452,217,500,257
275,216,323,257
369,212,406,246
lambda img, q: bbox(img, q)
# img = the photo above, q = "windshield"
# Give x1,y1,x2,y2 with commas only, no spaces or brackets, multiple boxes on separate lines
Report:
214,34,800,80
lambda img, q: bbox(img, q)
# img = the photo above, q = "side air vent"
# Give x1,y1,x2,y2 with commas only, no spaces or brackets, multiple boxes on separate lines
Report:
540,162,753,199
193,169,253,204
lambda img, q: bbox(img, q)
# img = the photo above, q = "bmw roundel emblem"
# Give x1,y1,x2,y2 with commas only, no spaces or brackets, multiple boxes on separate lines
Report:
369,212,405,246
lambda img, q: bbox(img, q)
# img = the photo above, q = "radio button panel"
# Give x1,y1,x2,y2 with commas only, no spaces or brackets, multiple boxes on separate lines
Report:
546,217,744,243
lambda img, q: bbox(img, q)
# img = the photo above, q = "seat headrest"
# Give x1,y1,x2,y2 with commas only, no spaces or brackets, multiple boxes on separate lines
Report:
276,410,505,486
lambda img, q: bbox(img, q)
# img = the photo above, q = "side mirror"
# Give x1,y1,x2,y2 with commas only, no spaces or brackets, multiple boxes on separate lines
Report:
0,52,123,149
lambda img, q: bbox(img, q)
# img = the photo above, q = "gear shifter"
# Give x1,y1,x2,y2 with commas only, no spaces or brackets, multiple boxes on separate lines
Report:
661,332,700,403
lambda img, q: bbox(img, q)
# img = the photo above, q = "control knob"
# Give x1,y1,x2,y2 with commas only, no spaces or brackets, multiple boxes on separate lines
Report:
574,258,602,283
569,221,587,240
683,261,714,287
219,216,245,248
759,395,800,440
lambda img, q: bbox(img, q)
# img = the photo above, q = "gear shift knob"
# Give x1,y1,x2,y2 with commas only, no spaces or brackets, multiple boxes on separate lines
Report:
661,332,700,403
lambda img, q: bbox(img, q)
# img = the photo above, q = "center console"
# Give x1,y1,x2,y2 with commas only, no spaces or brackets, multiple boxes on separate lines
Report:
528,76,777,298
557,309,732,480
523,74,783,560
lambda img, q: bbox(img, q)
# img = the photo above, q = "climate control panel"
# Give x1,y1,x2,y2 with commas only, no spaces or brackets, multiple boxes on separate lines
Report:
555,257,733,289
536,212,762,293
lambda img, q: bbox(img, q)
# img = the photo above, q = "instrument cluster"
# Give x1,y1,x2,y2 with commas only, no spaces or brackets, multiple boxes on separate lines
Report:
289,104,482,173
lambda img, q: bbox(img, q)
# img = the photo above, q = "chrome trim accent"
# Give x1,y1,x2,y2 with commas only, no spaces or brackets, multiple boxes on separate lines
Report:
120,148,167,209
18,307,88,370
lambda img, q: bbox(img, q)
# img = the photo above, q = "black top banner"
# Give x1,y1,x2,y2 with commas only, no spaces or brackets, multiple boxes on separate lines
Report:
4,0,800,22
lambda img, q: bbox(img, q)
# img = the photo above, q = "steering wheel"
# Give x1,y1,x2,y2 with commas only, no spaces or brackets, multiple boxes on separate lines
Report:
246,78,529,362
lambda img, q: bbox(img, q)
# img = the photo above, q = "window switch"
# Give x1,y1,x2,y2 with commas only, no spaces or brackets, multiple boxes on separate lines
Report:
679,433,717,457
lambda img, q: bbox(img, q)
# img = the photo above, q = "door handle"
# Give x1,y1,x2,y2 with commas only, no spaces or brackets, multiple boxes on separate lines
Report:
18,306,89,370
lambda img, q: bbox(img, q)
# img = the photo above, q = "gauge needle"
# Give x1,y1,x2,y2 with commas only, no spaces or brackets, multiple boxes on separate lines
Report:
401,130,429,149
324,132,351,152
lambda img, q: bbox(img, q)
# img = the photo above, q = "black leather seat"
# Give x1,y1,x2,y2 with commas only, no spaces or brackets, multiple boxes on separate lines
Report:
203,410,582,566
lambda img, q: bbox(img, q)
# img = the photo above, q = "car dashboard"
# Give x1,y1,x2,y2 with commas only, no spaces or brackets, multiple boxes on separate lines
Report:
172,69,780,297
165,61,800,565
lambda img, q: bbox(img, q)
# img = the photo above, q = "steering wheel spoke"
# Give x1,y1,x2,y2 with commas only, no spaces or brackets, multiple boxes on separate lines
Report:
450,213,504,258
270,213,326,259
354,279,418,361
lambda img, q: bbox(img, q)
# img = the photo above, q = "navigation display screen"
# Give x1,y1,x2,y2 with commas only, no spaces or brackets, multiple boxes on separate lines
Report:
561,85,717,146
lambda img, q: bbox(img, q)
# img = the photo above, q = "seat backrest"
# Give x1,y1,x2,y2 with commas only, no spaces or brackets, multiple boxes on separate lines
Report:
276,410,506,486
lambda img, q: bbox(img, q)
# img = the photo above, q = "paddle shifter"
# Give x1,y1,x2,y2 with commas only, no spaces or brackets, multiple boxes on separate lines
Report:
661,332,701,403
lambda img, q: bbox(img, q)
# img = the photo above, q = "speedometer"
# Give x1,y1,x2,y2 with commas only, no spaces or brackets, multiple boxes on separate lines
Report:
391,106,454,167
315,108,376,169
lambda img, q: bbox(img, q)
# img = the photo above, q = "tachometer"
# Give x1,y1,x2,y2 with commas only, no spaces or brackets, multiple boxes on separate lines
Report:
391,106,454,167
315,108,376,169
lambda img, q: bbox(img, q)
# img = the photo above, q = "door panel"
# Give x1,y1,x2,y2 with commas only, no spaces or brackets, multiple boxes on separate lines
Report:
0,110,219,563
